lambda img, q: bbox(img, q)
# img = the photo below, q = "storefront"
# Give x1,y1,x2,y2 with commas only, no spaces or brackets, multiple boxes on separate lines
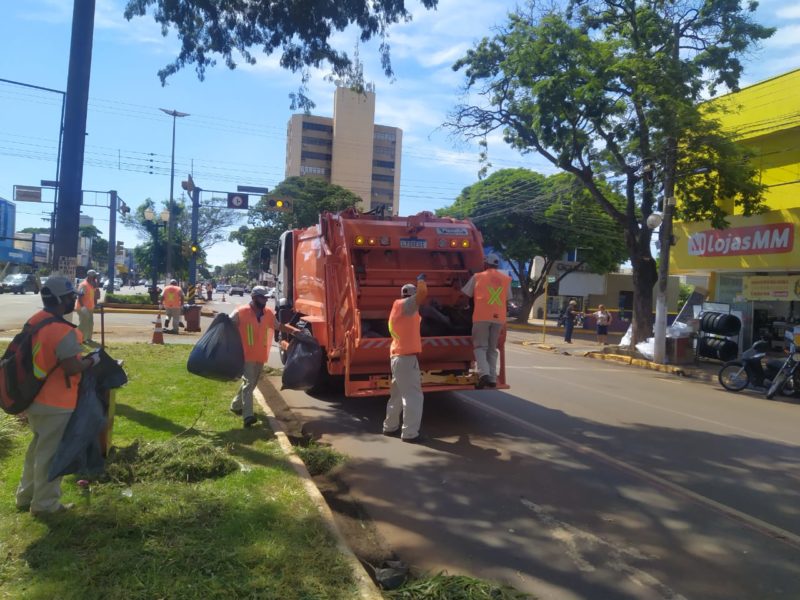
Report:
671,208,800,351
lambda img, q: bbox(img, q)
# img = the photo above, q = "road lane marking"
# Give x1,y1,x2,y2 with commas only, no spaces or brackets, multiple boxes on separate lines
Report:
454,391,800,550
511,365,797,445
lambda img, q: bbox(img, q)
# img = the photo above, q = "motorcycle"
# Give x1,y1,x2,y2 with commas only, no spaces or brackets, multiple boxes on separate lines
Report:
765,338,800,400
717,340,798,396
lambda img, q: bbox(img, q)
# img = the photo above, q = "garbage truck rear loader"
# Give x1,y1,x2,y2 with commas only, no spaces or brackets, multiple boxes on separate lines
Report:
275,209,509,397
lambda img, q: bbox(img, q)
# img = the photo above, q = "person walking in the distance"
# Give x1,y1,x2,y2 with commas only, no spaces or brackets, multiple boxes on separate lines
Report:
563,299,579,343
74,269,100,346
593,304,613,345
460,253,512,388
160,279,184,334
15,276,101,516
230,286,275,428
383,274,427,442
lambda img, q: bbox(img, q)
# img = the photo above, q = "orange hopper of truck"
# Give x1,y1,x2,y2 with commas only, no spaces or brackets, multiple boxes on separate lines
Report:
274,209,509,397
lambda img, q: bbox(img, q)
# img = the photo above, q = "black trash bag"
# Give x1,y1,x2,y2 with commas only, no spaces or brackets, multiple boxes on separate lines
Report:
91,348,128,393
187,313,245,380
373,560,409,590
48,371,107,481
281,331,322,391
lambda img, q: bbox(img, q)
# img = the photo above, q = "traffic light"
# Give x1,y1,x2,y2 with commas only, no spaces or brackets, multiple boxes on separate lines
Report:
117,200,130,215
264,196,292,212
116,241,124,255
190,242,199,255
181,174,195,192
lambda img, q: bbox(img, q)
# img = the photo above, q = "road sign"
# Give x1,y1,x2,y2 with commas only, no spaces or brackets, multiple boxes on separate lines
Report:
227,193,249,209
237,185,269,194
13,185,42,202
40,179,59,188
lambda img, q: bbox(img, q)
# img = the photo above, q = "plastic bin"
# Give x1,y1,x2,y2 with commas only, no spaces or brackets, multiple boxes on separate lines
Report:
184,304,202,333
667,336,694,365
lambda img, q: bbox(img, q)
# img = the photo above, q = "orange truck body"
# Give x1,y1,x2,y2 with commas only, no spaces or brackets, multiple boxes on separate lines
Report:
276,209,509,397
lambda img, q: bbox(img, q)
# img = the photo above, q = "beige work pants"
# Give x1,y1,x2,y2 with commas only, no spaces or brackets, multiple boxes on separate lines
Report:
472,320,502,382
383,355,424,440
230,361,264,420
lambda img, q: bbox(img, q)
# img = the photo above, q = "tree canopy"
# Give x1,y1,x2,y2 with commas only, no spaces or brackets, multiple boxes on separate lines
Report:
230,176,360,268
124,0,438,109
439,169,627,321
449,0,772,341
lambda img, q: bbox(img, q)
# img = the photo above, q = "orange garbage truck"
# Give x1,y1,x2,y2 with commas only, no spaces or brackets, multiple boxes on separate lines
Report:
274,208,509,397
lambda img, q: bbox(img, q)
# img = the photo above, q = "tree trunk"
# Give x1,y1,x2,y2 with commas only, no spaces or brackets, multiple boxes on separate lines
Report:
629,254,658,346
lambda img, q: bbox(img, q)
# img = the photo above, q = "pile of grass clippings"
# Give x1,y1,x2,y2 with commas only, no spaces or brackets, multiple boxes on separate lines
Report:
102,436,239,484
386,573,534,600
295,440,346,476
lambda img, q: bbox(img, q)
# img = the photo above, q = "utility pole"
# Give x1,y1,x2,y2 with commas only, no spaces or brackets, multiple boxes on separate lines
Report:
160,108,189,280
107,190,117,293
653,23,681,365
53,0,95,276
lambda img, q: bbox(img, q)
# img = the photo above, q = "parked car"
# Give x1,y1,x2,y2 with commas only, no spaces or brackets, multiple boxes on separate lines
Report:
230,283,246,296
507,300,522,320
2,273,40,294
216,284,230,294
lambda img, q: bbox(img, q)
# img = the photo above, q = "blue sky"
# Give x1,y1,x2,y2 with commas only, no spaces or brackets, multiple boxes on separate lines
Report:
1,0,798,267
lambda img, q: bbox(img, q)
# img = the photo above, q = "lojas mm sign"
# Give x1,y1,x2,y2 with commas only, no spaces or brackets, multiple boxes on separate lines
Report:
688,222,794,257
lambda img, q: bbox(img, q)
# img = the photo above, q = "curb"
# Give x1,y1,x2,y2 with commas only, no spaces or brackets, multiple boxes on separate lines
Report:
254,385,383,600
583,352,689,376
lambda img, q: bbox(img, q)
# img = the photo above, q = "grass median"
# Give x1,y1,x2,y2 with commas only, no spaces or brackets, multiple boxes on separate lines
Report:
0,343,358,600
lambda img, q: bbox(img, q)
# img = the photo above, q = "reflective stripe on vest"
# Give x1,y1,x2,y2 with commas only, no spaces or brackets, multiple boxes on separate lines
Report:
235,305,274,363
27,310,83,410
163,285,182,308
389,298,422,357
473,270,512,322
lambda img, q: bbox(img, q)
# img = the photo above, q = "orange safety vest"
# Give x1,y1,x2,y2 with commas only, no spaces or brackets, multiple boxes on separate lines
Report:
75,279,96,311
388,299,422,357
235,304,275,363
472,269,512,323
162,285,183,309
28,310,84,410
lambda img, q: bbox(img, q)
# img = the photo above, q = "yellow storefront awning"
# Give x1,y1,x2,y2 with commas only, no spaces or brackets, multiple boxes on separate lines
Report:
670,207,800,274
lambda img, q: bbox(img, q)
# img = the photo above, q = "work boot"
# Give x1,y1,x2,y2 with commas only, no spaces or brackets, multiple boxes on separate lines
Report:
243,415,258,428
476,375,492,389
31,503,74,517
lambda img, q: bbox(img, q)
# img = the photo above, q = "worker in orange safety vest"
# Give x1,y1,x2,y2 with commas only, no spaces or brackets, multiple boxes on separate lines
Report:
15,276,100,516
382,274,428,443
74,269,100,345
160,279,185,334
229,286,275,428
460,253,512,389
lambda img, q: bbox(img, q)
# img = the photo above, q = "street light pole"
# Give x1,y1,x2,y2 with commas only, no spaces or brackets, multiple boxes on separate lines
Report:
159,108,189,281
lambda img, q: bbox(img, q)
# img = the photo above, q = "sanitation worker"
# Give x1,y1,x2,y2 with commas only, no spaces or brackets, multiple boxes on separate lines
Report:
382,274,427,443
460,253,512,388
15,276,100,516
74,269,100,346
160,279,184,334
230,286,275,428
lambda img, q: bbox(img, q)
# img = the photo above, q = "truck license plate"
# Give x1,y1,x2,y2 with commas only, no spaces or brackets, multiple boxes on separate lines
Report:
400,238,427,248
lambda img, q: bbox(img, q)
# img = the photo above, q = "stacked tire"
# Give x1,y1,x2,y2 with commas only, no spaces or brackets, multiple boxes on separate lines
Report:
699,312,741,336
697,336,739,361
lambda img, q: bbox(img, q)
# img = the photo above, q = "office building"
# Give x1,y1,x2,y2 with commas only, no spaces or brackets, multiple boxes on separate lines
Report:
285,86,402,215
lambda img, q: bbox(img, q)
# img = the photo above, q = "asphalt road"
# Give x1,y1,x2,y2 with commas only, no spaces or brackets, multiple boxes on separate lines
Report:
273,331,800,600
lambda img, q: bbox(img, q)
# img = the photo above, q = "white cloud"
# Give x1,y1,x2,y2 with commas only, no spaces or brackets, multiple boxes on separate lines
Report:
776,4,800,19
764,24,800,48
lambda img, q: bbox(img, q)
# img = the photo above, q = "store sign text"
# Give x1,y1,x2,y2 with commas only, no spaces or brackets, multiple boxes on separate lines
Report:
687,222,794,257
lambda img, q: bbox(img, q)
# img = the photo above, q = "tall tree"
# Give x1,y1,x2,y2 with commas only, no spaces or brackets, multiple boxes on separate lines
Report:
448,0,771,343
230,177,360,268
439,169,627,322
124,0,438,109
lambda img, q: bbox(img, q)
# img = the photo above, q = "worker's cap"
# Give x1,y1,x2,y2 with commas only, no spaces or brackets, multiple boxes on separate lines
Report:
568,299,577,305
251,286,268,297
41,276,76,300
485,253,501,267
170,279,178,285
86,269,98,277
401,283,416,298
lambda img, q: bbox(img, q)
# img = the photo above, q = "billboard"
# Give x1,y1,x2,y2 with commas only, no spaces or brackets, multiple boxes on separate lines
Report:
0,198,16,248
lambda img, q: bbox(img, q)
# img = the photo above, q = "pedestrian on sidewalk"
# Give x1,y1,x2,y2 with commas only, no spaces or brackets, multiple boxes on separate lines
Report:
160,279,184,334
230,286,275,428
383,274,427,442
593,304,612,345
460,253,512,388
15,276,101,516
74,270,99,346
564,299,579,344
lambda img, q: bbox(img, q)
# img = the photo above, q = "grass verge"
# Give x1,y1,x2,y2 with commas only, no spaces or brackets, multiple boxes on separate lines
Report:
0,343,357,600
